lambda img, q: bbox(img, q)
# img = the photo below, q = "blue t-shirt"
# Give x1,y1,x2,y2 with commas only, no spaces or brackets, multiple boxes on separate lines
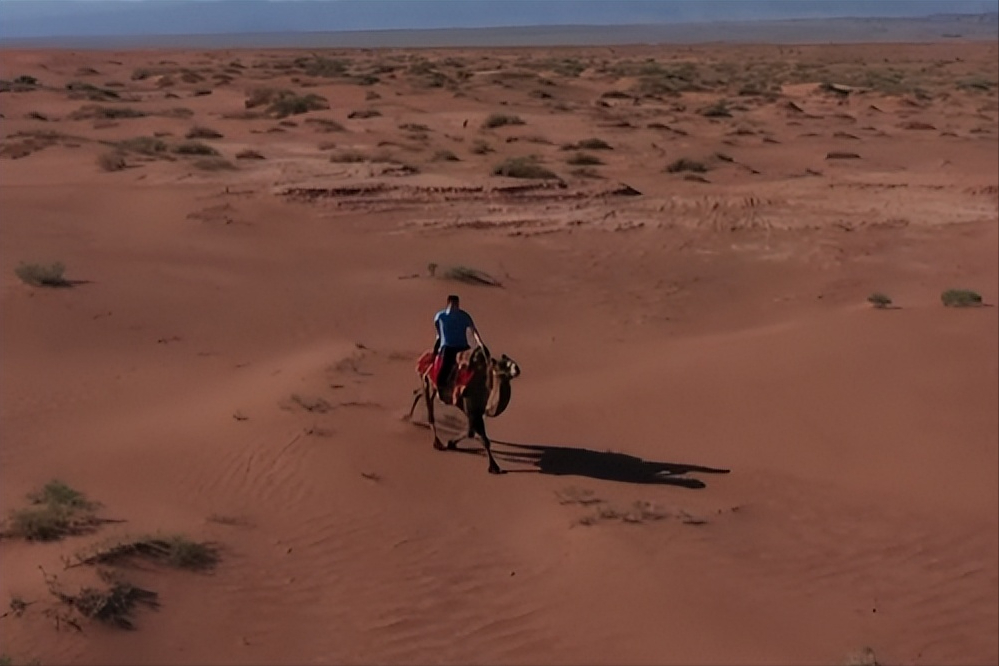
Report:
435,307,475,349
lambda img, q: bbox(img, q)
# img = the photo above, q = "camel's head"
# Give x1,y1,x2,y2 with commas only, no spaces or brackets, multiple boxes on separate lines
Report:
491,353,521,380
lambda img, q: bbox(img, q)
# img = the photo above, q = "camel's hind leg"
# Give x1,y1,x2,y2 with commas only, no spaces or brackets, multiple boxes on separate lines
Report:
469,412,502,474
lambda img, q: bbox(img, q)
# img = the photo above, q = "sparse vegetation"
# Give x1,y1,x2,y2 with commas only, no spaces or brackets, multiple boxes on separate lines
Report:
348,108,382,119
304,118,346,132
235,149,265,160
576,137,613,150
68,105,146,120
432,149,460,162
492,156,559,180
570,167,605,179
45,568,159,630
666,158,709,174
14,262,70,288
700,100,732,118
941,289,983,307
867,292,893,309
2,480,101,540
185,126,223,139
566,152,604,166
97,151,128,171
70,535,220,571
436,265,503,287
470,139,493,155
482,113,525,129
115,136,168,155
244,88,329,118
172,141,219,156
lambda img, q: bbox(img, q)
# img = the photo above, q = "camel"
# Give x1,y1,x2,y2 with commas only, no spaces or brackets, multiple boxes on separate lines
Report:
407,345,521,474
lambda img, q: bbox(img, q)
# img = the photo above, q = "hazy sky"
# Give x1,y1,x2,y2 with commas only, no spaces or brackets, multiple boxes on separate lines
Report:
1,0,997,41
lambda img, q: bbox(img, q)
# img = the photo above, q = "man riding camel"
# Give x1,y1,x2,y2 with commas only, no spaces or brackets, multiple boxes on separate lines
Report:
432,294,485,395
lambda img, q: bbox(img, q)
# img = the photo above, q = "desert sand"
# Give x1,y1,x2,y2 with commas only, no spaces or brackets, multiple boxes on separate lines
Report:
0,40,997,665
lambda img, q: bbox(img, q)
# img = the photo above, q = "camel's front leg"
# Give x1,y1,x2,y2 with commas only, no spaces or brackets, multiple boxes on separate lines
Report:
469,412,502,474
424,383,445,451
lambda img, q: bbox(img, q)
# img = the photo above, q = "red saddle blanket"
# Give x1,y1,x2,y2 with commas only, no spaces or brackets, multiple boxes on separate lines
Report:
416,350,475,404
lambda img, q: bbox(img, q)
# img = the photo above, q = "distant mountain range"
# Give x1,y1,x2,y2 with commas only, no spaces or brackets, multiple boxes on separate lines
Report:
0,0,996,46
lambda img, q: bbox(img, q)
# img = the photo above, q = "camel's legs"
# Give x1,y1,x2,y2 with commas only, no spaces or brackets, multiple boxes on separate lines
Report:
407,386,422,420
424,383,445,450
469,412,502,474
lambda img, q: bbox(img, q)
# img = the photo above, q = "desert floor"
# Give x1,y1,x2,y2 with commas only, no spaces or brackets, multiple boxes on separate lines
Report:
1,41,997,666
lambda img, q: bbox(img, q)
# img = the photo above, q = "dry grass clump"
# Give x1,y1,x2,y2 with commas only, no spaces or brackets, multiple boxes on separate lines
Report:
68,105,146,120
1,480,102,540
492,156,558,180
13,263,71,288
570,167,605,179
565,152,603,166
97,151,128,171
172,141,219,156
482,113,525,129
115,136,168,155
244,88,329,118
432,149,460,162
941,289,983,307
470,139,493,155
185,126,223,139
304,118,346,132
70,534,221,571
429,263,503,287
235,149,265,160
867,292,893,309
45,568,159,631
348,108,382,119
665,157,709,174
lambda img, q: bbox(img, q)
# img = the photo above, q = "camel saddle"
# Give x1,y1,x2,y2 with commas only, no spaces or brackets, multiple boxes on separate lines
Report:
416,349,476,405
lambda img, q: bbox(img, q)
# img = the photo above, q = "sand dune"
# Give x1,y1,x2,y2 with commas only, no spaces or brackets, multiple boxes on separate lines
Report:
1,40,996,665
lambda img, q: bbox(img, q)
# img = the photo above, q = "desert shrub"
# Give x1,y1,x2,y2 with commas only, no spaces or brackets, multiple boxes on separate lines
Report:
432,149,460,162
492,157,559,180
576,137,612,150
666,158,709,173
71,534,220,571
115,136,168,155
867,292,893,309
185,126,223,139
399,123,430,132
348,108,382,119
470,139,493,155
245,87,290,109
235,149,265,160
268,94,329,118
97,151,127,171
566,152,603,166
65,81,120,100
571,167,605,179
957,77,995,92
46,568,159,630
700,100,732,118
68,105,146,120
2,480,99,540
940,289,983,307
482,113,525,129
304,118,346,132
435,265,503,287
172,141,219,156
298,56,351,78
14,262,69,288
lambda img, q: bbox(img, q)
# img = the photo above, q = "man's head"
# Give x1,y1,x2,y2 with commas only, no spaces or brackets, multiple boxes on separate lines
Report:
446,294,460,309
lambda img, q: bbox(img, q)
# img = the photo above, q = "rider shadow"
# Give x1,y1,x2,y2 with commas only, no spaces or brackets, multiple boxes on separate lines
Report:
451,438,729,489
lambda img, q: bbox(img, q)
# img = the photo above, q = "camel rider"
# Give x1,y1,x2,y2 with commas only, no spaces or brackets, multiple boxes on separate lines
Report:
433,294,485,393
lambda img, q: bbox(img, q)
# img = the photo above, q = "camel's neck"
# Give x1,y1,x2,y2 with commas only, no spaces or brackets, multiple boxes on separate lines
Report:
485,371,512,418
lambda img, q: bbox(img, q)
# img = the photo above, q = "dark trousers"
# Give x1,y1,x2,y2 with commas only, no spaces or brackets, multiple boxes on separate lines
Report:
437,345,468,392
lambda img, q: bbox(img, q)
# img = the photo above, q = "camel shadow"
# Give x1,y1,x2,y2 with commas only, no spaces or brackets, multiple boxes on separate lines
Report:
452,438,729,489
